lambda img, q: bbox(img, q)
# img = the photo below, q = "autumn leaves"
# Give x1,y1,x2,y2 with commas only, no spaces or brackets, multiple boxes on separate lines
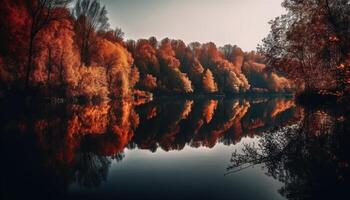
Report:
0,0,295,100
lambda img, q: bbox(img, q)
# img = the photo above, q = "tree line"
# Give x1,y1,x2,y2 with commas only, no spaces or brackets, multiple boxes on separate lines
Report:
1,0,318,101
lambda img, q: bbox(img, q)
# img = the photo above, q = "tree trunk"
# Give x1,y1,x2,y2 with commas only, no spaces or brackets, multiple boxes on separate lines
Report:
25,36,35,87
47,47,52,85
59,50,64,84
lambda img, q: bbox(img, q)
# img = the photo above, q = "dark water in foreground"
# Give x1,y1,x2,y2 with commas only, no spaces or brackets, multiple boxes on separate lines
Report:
1,96,349,200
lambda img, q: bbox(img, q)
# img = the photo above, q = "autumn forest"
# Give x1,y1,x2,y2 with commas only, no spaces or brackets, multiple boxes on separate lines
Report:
2,0,348,101
1,0,350,200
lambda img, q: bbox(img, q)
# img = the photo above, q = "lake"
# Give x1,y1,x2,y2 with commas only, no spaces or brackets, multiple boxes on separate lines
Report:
1,96,349,200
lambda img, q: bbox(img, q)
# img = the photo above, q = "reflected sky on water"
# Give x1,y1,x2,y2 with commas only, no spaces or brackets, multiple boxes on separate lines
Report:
1,96,348,200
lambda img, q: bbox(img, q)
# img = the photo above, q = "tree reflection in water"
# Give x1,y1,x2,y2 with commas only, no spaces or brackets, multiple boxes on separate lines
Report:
227,105,350,199
73,152,111,188
1,96,305,199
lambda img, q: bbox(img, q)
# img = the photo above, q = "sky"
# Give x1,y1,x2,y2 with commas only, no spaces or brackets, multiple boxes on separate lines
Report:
101,0,286,51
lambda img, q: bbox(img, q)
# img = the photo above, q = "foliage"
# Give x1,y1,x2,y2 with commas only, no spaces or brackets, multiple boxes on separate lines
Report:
258,0,350,95
0,0,298,98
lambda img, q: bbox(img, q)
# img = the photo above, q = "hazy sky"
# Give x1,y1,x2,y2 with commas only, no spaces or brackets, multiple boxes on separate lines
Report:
101,0,285,51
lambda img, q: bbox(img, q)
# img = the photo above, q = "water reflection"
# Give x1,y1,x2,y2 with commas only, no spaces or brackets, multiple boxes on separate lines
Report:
227,104,350,199
134,97,300,152
2,96,345,200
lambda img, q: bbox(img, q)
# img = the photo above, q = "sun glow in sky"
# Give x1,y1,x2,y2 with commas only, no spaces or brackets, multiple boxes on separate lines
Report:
101,0,285,51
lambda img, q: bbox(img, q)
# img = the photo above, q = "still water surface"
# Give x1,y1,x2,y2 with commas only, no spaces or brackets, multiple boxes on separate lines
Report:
1,96,348,200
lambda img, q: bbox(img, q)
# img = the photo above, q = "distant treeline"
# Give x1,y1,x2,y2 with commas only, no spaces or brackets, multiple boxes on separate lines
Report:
1,0,297,100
